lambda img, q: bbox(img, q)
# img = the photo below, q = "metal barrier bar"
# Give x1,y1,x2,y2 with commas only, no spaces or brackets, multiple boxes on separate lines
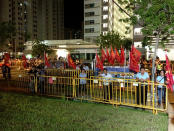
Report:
0,73,168,114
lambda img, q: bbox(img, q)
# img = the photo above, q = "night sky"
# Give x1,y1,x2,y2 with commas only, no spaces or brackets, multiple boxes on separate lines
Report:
64,0,84,30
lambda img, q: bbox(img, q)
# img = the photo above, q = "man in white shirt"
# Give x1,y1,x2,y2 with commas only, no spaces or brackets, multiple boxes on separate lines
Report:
101,68,113,101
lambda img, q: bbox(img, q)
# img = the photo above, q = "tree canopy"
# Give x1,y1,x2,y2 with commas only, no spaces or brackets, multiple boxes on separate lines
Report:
32,40,53,57
118,0,174,47
117,0,174,82
96,31,132,49
0,22,16,51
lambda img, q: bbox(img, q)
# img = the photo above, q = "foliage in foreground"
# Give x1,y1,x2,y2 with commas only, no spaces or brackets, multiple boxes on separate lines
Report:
0,92,168,131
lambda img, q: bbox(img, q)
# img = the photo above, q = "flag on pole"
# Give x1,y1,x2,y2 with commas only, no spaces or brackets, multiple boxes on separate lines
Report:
120,48,125,65
165,54,174,92
115,48,120,63
109,47,115,65
96,52,103,71
44,52,50,67
101,48,106,63
129,46,141,72
131,45,141,62
106,48,110,63
67,54,76,69
22,54,27,68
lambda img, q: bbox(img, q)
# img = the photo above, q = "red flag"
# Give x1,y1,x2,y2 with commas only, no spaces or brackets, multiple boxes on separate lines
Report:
129,46,141,72
120,48,125,65
132,45,141,61
22,54,27,68
115,48,120,63
4,53,10,65
106,48,110,62
109,47,115,65
165,55,174,92
68,54,76,69
129,51,139,72
44,52,50,67
101,49,106,62
96,52,103,71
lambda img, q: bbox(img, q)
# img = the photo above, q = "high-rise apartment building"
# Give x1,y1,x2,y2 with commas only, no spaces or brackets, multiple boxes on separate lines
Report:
84,0,132,42
0,0,64,51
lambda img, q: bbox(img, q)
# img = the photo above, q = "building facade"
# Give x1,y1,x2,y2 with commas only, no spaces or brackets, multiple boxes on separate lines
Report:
84,0,132,42
0,0,64,52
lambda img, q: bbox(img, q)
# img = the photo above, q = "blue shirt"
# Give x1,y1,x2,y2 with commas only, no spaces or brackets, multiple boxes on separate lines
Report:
83,66,89,71
79,73,87,84
156,76,164,88
136,72,149,80
101,73,113,86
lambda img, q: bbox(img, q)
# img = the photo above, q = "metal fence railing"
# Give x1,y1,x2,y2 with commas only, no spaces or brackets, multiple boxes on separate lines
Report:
0,73,168,114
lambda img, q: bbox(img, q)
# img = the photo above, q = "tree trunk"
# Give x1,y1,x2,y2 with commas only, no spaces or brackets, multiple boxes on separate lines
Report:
151,34,159,82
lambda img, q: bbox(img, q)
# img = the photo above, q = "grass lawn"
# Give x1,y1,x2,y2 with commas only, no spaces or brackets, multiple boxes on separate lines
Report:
0,92,168,131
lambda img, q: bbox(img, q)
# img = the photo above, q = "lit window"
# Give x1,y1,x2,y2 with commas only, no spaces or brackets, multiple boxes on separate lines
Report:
103,15,108,19
103,0,108,2
103,31,108,35
103,23,108,28
103,6,108,11
134,28,142,35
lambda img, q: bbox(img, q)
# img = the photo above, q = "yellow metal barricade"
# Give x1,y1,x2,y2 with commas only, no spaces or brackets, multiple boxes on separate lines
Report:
35,75,74,99
0,71,168,114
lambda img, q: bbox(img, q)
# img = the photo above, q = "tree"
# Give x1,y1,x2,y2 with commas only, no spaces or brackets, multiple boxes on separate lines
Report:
0,22,16,52
118,0,174,82
96,31,132,49
32,40,53,57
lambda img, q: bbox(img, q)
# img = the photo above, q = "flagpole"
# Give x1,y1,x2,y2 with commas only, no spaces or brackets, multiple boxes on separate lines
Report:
124,48,126,76
44,51,45,67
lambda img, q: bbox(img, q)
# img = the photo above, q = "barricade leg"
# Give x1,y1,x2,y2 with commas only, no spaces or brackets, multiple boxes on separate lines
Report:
35,77,37,93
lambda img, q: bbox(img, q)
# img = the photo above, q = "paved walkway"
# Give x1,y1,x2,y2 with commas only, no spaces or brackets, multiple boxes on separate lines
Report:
168,90,174,131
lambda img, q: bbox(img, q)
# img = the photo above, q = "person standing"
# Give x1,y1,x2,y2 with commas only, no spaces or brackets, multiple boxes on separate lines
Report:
156,70,166,106
136,67,150,105
79,69,87,97
101,68,113,101
156,61,163,76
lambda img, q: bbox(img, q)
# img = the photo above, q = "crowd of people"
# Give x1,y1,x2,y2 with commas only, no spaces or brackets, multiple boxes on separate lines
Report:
0,54,172,108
